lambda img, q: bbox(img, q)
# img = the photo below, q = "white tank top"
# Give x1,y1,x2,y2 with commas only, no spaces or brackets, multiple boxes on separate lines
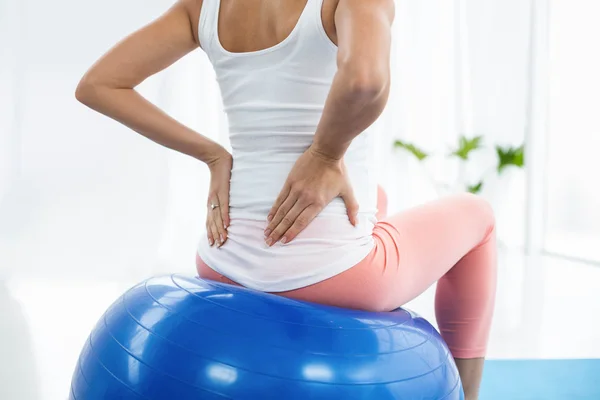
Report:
196,0,378,292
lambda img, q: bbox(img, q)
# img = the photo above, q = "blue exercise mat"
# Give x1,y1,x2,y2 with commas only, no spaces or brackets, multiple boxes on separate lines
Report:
480,359,600,400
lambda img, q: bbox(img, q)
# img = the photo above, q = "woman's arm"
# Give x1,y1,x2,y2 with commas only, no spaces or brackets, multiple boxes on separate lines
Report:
76,0,232,246
264,0,395,245
75,0,225,165
312,0,395,160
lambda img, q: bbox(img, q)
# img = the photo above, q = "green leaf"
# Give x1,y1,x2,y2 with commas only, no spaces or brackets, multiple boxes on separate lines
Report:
451,135,483,160
496,144,525,173
393,140,428,161
467,181,484,194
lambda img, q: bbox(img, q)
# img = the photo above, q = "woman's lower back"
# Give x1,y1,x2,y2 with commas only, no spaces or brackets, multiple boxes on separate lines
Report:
197,188,377,292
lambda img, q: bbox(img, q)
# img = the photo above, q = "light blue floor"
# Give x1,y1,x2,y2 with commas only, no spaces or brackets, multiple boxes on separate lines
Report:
480,359,600,400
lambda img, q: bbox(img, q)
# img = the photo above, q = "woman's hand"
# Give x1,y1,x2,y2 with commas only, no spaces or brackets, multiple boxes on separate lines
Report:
264,145,359,246
206,148,233,247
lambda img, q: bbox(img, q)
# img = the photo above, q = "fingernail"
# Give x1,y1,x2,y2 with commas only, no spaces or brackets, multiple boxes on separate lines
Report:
266,237,273,246
224,223,228,229
281,236,287,244
267,214,273,222
209,238,214,246
220,234,225,244
264,229,272,238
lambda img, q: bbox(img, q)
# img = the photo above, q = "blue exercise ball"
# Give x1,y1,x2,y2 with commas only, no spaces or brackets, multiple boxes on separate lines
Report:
70,275,463,399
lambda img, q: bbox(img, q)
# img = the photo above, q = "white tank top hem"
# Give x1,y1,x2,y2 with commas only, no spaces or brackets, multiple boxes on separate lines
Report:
196,0,379,292
197,222,374,293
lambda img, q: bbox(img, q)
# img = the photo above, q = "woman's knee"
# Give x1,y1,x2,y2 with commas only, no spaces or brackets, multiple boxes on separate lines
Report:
457,192,496,233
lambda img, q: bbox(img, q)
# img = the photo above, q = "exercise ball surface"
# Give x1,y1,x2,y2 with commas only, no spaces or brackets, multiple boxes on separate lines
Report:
70,275,463,399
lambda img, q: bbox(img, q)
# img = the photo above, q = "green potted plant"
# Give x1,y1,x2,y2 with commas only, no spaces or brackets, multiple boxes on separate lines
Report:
393,135,525,195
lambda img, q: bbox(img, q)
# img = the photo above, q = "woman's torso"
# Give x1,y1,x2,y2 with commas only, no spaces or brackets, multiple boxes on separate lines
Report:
196,0,378,292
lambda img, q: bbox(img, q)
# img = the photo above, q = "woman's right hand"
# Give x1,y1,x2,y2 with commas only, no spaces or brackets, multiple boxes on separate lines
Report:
264,145,359,246
206,148,233,247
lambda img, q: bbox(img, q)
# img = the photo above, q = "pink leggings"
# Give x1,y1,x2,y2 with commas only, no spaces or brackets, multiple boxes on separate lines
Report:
197,187,497,359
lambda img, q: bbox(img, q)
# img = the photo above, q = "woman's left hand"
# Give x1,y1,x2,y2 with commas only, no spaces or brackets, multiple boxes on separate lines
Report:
206,148,233,247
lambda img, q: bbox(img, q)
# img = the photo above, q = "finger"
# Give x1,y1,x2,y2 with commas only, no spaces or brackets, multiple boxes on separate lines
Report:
206,223,215,246
265,191,296,237
341,188,360,226
278,205,319,244
206,201,221,247
209,217,221,247
267,184,291,222
206,212,217,246
266,200,308,246
213,218,227,247
218,191,230,229
212,206,228,248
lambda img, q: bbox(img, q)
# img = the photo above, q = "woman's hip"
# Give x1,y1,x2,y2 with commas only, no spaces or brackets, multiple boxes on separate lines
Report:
195,225,399,312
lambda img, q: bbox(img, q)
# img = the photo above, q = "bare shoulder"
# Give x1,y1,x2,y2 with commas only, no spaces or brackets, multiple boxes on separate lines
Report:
178,0,204,47
380,0,395,18
337,0,395,22
381,0,395,21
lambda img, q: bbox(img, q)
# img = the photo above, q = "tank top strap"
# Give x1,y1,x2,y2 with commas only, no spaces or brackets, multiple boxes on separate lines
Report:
297,0,323,30
309,0,325,22
300,0,338,53
198,0,219,57
267,0,322,46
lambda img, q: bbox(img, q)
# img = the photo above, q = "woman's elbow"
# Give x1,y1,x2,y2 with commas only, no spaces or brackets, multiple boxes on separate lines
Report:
75,70,113,106
341,64,390,99
75,76,97,105
352,74,388,99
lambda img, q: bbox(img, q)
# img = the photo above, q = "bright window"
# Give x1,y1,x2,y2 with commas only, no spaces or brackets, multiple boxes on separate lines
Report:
545,0,600,262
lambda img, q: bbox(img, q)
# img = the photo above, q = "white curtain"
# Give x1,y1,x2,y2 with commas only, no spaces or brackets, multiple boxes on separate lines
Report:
544,0,600,263
384,0,531,248
0,0,534,281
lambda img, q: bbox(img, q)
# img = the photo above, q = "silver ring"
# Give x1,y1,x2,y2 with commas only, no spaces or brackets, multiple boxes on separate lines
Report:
210,203,219,210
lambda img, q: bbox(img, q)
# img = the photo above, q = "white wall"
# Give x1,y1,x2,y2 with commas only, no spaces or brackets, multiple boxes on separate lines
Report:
0,0,190,280
0,0,20,205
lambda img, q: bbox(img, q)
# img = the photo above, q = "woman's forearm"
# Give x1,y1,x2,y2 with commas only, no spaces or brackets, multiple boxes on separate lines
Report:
75,83,224,165
311,67,390,161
